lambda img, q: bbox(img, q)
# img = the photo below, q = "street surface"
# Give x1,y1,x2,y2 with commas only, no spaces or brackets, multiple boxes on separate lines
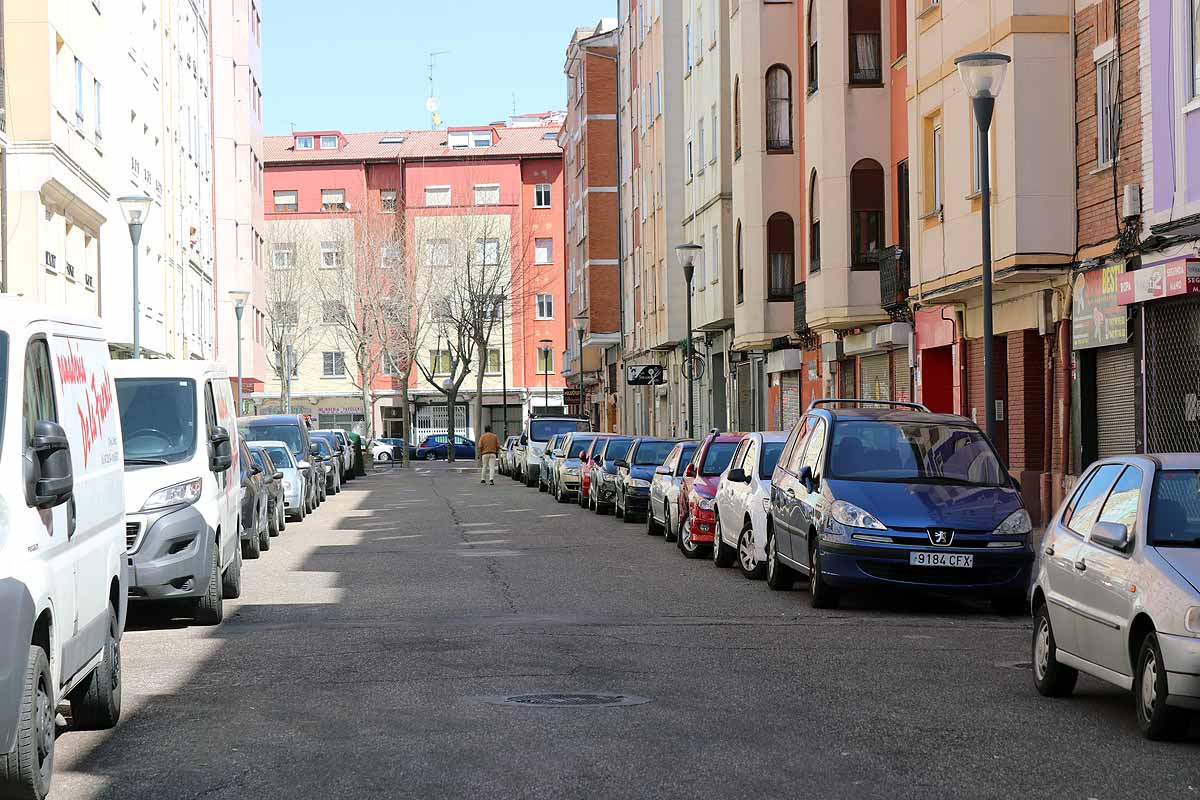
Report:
54,464,1198,799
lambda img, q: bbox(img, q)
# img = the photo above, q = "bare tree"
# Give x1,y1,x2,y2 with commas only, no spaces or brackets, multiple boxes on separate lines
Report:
263,222,322,411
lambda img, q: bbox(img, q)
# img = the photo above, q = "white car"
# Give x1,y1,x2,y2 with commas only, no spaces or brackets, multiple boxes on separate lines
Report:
713,432,789,578
255,440,306,522
520,417,590,488
1031,454,1200,740
647,441,700,542
0,300,128,799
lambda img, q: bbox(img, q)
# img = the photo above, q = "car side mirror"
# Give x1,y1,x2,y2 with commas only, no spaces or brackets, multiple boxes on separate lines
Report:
683,463,697,478
727,468,750,484
209,426,233,473
654,465,671,476
614,459,629,469
273,471,284,481
1091,520,1130,551
310,445,321,457
251,464,262,476
27,420,73,509
798,465,816,493
519,435,528,445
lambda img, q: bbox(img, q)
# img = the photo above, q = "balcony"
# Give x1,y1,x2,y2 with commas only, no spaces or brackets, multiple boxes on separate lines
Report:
849,33,882,85
879,248,910,312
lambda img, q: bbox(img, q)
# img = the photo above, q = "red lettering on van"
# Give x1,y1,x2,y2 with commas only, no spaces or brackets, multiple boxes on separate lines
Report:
75,368,114,468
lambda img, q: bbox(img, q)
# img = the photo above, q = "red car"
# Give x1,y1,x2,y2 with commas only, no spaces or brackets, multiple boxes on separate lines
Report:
677,431,744,558
577,436,611,509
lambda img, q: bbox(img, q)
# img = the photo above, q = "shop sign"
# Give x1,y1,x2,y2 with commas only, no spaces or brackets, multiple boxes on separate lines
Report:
1073,264,1128,349
1117,258,1200,305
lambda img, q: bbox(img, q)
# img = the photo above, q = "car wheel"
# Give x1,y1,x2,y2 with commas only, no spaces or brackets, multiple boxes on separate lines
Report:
1031,603,1077,698
737,521,766,579
0,646,54,799
242,521,261,560
615,496,625,519
809,540,840,609
277,504,286,533
765,527,795,591
1135,632,1191,740
646,503,660,535
713,516,736,567
425,452,437,461
259,516,271,553
68,606,122,730
193,538,224,625
268,503,280,537
679,518,703,559
664,510,677,543
222,546,243,600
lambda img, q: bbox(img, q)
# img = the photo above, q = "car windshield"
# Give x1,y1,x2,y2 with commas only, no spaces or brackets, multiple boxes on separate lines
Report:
263,446,293,468
531,419,589,442
568,438,594,458
760,442,786,479
602,438,633,462
634,441,677,466
827,420,1007,486
115,378,197,465
1149,470,1200,547
243,424,304,457
314,439,331,456
700,441,739,476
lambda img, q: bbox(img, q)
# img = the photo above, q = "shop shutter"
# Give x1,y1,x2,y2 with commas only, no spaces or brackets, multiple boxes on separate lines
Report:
1095,344,1137,459
781,372,801,432
1145,300,1200,453
736,361,754,431
838,359,856,399
859,354,890,401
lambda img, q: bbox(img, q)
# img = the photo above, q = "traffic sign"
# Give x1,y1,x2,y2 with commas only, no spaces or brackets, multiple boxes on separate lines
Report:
626,364,665,386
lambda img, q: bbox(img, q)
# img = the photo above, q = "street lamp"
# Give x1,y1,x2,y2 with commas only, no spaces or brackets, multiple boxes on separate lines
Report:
573,313,589,420
118,195,153,358
539,337,553,414
281,331,296,414
674,243,702,439
955,51,1010,443
228,288,251,416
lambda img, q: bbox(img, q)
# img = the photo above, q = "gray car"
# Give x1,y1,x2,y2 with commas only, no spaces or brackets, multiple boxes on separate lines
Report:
1031,453,1200,740
538,434,566,492
254,440,306,522
647,441,698,542
552,433,597,503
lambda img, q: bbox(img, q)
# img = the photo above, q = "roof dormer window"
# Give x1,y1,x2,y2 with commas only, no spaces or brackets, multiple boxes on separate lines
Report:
295,135,314,150
471,130,492,148
319,134,338,150
448,131,470,148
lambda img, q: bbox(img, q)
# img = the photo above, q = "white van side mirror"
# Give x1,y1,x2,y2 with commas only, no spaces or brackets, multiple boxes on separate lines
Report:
28,420,74,509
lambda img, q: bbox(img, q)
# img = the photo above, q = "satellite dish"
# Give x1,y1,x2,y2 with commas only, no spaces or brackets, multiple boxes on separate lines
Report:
425,97,440,112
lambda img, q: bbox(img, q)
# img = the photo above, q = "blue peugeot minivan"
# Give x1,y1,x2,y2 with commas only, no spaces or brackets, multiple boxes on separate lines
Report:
767,400,1033,612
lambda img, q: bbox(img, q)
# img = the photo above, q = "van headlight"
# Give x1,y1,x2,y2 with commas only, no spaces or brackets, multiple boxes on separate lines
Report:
283,480,294,492
992,509,1032,537
142,478,203,511
829,500,886,530
1185,607,1200,636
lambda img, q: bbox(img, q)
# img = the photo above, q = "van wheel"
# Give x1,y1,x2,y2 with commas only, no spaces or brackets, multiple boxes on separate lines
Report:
1135,632,1191,740
193,540,224,626
222,546,243,600
1031,603,1076,697
68,607,122,730
0,646,54,799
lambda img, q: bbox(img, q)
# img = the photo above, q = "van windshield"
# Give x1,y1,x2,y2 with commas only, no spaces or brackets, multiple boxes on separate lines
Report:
243,424,304,457
530,419,589,442
115,378,198,465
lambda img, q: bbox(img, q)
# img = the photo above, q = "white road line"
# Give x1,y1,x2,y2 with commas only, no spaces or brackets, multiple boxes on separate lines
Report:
459,539,510,546
456,550,523,557
541,514,570,518
459,522,490,527
502,508,532,513
375,534,425,541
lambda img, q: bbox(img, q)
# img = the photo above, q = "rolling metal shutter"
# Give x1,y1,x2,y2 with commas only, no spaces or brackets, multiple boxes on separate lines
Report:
1095,344,1137,459
838,359,856,398
859,354,891,401
1144,300,1200,453
780,372,801,432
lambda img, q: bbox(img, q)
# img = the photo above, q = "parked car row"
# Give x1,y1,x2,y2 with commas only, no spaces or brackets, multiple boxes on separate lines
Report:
508,398,1200,742
0,300,365,799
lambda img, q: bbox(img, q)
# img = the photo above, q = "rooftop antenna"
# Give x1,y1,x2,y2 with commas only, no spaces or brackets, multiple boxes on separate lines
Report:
511,92,517,118
427,50,449,128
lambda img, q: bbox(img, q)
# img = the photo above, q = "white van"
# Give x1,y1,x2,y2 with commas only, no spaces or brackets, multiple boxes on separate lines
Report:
0,300,127,800
111,360,240,626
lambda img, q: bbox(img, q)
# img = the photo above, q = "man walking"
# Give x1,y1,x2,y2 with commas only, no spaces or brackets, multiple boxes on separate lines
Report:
478,425,501,485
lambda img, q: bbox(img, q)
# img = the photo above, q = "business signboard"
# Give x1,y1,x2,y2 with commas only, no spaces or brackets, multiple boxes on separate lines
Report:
1116,257,1200,305
1072,264,1128,349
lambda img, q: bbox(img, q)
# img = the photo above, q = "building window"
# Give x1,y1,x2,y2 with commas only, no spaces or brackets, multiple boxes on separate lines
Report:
272,243,295,269
383,352,402,376
295,135,314,150
471,130,492,148
733,76,742,160
74,58,84,122
93,80,102,138
429,349,452,375
536,293,554,319
322,351,346,377
710,103,719,163
850,159,885,269
932,121,943,212
474,184,500,206
475,238,500,266
535,238,553,264
273,190,298,212
534,183,552,207
686,134,694,180
382,241,402,267
807,0,818,93
273,301,298,327
698,118,706,171
321,241,344,269
425,186,451,207
766,65,792,151
896,160,910,253
767,213,795,299
537,347,554,374
486,348,502,374
809,171,821,274
735,221,744,303
1096,56,1119,167
380,190,397,212
321,189,347,212
686,21,693,71
1192,0,1200,98
849,0,882,84
971,107,983,194
319,134,338,149
426,238,450,266
322,301,346,325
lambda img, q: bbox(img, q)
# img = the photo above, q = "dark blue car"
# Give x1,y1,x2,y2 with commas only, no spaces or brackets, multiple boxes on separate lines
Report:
614,438,680,523
416,434,476,461
587,437,633,514
767,401,1033,612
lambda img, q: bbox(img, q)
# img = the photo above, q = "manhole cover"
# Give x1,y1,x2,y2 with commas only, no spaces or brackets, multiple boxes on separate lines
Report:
477,692,650,708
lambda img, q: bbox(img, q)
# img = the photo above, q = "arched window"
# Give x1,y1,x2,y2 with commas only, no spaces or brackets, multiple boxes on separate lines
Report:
735,221,744,303
850,158,885,269
766,66,792,151
807,0,818,93
733,76,742,160
809,171,821,274
767,213,795,299
848,0,882,84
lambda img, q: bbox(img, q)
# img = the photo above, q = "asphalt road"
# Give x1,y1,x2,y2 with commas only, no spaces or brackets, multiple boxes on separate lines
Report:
53,463,1199,799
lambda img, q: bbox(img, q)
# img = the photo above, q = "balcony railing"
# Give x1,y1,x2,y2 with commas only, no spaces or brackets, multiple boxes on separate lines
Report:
879,248,910,312
849,33,883,85
794,281,809,334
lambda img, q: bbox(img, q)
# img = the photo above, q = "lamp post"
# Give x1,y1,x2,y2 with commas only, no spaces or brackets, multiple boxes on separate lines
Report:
573,313,588,419
118,195,153,358
228,288,251,415
674,243,702,439
955,51,1010,443
539,337,552,414
499,294,509,438
282,332,296,414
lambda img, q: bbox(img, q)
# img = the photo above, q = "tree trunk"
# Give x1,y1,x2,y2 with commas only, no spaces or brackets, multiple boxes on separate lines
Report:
445,387,457,463
473,340,486,466
400,379,411,469
360,384,372,439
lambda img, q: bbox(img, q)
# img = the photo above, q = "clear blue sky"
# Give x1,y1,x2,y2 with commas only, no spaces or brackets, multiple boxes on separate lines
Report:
261,0,616,135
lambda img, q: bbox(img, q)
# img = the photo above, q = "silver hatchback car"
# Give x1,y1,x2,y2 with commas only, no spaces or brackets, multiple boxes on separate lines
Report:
1031,454,1200,740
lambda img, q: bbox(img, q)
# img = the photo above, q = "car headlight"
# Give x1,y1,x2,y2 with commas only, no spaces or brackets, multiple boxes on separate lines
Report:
1185,607,1200,635
829,500,886,530
603,473,617,484
565,468,580,477
992,509,1032,537
142,477,203,512
694,496,715,511
629,478,651,488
